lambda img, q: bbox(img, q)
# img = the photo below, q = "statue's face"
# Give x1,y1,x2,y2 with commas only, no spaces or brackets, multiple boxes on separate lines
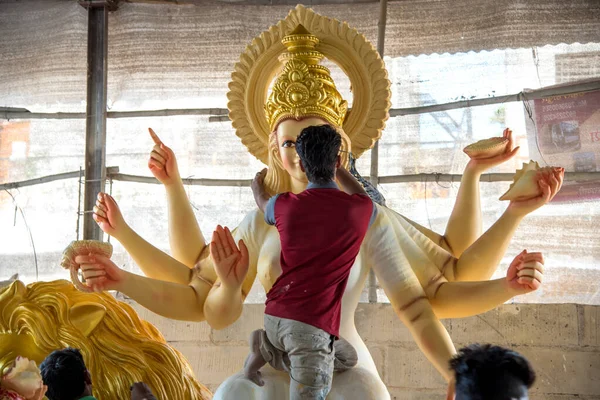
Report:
276,117,328,184
1,356,43,398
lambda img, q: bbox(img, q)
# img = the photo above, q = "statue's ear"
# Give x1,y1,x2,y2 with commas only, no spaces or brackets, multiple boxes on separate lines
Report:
69,302,106,337
0,279,26,302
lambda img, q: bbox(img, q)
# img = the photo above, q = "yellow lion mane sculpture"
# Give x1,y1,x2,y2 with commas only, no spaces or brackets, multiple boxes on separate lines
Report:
0,279,212,400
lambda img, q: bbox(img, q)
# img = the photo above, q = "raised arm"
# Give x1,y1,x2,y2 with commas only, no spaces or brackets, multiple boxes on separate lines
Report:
449,167,562,281
335,166,367,195
443,128,519,257
403,166,563,282
94,192,192,284
147,128,206,268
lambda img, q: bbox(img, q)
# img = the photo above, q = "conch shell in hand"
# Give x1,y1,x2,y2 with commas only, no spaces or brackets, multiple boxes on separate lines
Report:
463,137,509,159
60,240,113,292
499,161,543,201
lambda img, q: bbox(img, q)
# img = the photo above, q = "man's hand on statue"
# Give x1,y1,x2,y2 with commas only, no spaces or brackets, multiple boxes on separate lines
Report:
147,127,181,186
210,225,249,290
76,253,126,292
466,128,520,175
506,167,564,218
93,192,129,240
506,250,544,295
251,168,267,195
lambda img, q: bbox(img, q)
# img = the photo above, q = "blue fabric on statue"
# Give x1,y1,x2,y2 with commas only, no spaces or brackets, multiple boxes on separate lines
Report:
347,152,386,207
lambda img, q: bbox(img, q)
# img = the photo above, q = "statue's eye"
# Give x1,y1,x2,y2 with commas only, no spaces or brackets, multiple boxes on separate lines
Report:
282,140,295,148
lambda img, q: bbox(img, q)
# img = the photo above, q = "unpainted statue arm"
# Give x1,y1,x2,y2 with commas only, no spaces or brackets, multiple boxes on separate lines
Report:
202,216,263,330
146,128,206,268
401,167,483,258
430,250,544,318
428,277,516,319
116,226,194,285
369,232,456,381
384,280,456,381
448,210,523,281
443,128,520,257
115,269,208,321
165,181,207,268
367,211,519,321
442,166,483,257
403,209,523,283
202,246,258,330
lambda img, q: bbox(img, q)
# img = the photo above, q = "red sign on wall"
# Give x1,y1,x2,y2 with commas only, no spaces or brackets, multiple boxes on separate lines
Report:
529,89,600,202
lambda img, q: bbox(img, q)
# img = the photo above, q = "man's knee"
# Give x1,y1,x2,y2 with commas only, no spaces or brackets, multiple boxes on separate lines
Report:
290,367,332,400
290,366,332,388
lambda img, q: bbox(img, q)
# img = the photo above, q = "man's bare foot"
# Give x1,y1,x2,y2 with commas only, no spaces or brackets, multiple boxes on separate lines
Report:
243,329,267,386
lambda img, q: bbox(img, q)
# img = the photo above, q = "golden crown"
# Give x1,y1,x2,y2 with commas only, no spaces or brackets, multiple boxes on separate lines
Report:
265,25,348,131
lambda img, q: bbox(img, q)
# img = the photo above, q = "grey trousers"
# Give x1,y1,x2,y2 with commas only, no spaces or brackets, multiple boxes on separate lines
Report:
259,315,336,400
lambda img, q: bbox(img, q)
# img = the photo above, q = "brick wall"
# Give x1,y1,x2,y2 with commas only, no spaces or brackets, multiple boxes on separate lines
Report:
129,302,600,399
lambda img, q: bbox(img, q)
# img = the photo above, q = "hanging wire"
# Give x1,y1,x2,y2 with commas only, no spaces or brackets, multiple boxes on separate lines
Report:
107,175,113,244
76,167,83,240
532,47,543,88
423,177,433,230
522,92,551,166
4,189,38,281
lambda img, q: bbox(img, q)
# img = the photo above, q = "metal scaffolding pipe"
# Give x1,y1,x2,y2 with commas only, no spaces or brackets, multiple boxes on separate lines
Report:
367,0,388,303
82,4,109,241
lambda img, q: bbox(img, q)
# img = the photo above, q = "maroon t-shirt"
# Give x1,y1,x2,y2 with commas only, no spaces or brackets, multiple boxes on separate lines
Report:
264,182,375,337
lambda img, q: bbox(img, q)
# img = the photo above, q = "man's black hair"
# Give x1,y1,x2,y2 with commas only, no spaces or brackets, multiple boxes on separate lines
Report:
450,344,536,400
40,348,88,400
295,125,342,185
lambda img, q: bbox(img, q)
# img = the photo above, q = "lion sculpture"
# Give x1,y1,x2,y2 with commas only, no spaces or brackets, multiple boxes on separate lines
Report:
0,279,212,400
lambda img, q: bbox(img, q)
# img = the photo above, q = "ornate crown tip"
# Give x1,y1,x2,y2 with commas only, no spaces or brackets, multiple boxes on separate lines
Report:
290,24,310,36
265,27,347,131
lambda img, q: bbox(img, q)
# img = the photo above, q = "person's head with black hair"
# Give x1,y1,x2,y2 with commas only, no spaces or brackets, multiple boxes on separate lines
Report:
295,124,342,185
450,344,535,400
40,348,93,400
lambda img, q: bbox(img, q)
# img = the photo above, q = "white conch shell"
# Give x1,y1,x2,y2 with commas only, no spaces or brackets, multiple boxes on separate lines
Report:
60,240,113,292
499,161,542,201
463,136,509,159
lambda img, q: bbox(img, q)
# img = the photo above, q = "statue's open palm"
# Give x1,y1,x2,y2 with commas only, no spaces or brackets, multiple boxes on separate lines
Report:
467,128,519,173
210,225,249,289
